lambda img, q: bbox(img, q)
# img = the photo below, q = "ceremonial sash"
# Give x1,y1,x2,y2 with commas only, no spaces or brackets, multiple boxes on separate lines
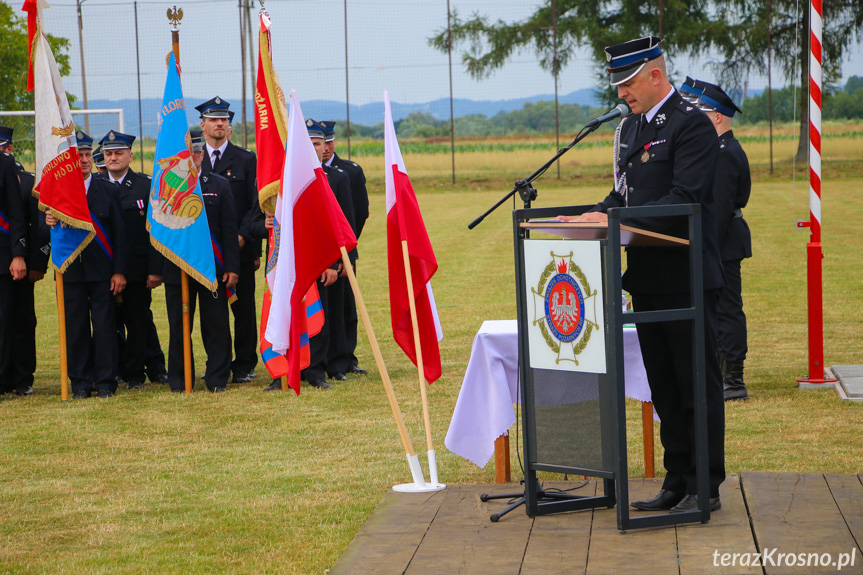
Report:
210,233,238,304
90,211,113,261
0,210,9,235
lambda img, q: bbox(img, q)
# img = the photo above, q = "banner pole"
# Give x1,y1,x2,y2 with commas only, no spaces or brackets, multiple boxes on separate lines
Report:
181,271,193,393
400,240,438,485
56,272,69,401
340,247,418,461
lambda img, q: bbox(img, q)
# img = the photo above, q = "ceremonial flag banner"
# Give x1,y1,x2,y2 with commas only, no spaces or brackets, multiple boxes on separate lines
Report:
254,12,288,214
24,0,94,272
384,91,443,384
265,91,356,393
146,52,217,292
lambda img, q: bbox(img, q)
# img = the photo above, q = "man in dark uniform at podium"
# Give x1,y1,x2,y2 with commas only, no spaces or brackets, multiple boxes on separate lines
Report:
196,97,261,384
322,120,369,376
46,131,128,399
561,36,725,513
0,126,27,396
696,84,752,401
162,131,239,393
98,130,167,389
0,126,50,396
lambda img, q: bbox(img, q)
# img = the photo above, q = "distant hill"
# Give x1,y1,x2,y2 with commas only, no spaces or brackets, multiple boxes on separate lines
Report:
85,88,604,139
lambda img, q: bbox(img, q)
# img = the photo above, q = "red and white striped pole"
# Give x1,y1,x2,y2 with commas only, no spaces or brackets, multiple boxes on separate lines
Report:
797,0,834,385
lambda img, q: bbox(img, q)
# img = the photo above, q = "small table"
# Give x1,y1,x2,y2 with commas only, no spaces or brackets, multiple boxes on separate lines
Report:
445,320,656,482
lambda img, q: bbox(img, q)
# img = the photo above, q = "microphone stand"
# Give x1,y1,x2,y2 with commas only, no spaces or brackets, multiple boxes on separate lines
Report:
468,119,607,230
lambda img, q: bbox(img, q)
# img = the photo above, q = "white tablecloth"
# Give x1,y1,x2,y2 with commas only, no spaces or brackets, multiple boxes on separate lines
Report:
445,320,653,468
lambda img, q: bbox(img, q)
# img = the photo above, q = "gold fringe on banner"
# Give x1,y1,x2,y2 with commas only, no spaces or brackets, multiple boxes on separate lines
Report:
146,225,219,293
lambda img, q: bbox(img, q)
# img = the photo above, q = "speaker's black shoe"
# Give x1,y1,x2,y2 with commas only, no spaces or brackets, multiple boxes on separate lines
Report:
309,378,333,390
126,381,144,390
347,365,367,375
151,372,169,384
631,489,685,511
73,390,91,400
16,386,34,396
669,494,721,513
248,371,257,379
232,372,252,384
211,386,227,393
329,373,347,381
263,380,283,392
98,390,115,399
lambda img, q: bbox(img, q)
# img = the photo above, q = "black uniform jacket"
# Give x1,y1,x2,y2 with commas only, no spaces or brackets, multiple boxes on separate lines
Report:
17,164,50,274
323,163,357,266
593,91,724,294
162,172,240,284
63,176,128,283
331,153,369,239
99,170,163,281
1,152,26,275
713,130,752,262
202,141,260,262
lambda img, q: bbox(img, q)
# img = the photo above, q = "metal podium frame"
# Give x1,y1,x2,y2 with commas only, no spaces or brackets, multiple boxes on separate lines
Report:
510,203,712,531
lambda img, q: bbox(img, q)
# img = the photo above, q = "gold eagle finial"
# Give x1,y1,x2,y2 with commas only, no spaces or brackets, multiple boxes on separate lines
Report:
167,6,183,29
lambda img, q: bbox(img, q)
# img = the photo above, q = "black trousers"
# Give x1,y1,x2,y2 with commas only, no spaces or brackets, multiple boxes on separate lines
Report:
717,258,748,363
144,307,167,380
116,281,152,384
327,275,350,376
230,260,258,375
302,276,330,382
632,290,725,497
64,280,118,394
9,277,37,390
345,263,359,368
165,281,232,391
0,275,14,391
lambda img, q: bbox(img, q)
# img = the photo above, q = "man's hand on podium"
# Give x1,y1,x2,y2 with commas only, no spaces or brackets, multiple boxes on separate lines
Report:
557,212,608,223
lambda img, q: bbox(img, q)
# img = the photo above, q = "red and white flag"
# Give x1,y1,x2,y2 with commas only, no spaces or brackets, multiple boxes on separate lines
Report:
265,91,357,393
384,91,443,384
23,0,95,272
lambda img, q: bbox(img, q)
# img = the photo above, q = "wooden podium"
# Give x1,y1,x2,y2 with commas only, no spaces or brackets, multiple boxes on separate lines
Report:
483,203,712,531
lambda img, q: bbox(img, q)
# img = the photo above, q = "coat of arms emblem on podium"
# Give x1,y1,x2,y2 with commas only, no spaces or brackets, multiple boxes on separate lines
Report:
523,241,606,374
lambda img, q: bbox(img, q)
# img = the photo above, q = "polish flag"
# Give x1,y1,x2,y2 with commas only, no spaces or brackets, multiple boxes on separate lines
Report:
384,91,443,384
265,91,356,393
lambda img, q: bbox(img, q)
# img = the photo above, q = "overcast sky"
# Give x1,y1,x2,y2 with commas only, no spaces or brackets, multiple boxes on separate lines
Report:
21,0,863,106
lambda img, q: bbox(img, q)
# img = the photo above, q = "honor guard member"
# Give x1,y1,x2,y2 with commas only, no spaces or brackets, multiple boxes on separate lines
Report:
196,97,262,384
45,131,128,399
98,130,168,389
560,36,725,513
0,127,50,396
679,76,698,102
696,84,752,401
92,146,108,174
162,131,239,393
0,126,27,396
322,120,369,375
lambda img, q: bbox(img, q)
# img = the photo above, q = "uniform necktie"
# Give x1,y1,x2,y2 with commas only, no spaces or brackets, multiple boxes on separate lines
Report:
637,115,647,138
212,149,221,171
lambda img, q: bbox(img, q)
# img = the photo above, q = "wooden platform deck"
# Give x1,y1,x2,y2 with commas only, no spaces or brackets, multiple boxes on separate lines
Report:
331,473,863,575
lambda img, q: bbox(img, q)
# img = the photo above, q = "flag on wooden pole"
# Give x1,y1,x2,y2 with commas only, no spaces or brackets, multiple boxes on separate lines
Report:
265,91,356,393
384,91,443,385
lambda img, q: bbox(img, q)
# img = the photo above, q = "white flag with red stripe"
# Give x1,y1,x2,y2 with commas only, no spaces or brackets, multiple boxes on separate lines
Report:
265,91,357,392
384,91,443,384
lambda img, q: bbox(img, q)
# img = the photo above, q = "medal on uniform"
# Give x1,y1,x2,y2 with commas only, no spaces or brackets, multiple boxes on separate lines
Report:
641,149,650,163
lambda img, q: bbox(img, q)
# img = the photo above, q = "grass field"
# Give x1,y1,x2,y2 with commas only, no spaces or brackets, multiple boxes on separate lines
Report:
1,126,862,573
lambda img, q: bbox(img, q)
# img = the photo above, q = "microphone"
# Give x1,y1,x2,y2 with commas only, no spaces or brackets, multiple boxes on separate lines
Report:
586,104,630,128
